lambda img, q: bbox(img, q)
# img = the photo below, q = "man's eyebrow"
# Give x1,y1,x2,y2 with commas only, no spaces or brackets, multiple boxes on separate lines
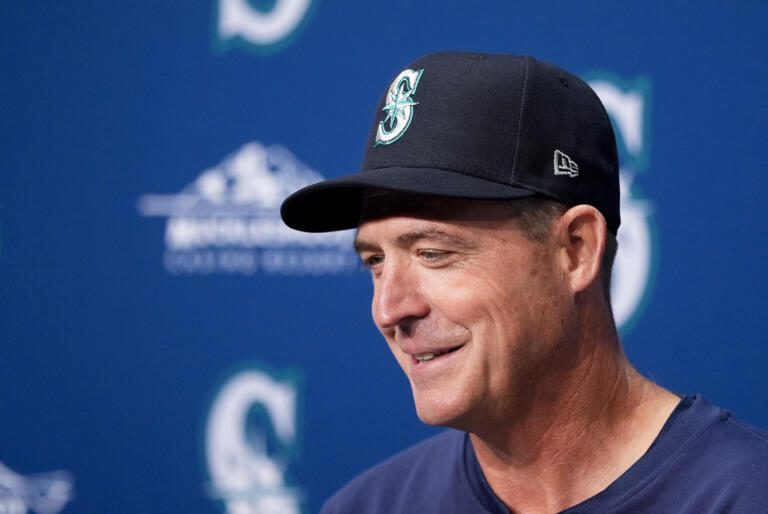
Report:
353,238,379,254
353,229,478,254
397,229,478,250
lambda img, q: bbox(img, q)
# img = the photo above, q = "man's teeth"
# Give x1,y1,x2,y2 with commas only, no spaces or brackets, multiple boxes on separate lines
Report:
414,351,446,362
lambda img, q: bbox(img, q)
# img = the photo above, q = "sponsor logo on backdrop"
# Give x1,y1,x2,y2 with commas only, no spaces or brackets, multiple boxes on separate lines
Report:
204,365,303,514
138,141,357,276
0,460,73,514
216,0,316,53
587,75,655,333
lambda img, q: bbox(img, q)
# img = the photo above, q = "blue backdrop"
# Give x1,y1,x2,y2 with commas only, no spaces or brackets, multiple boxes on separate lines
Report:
2,2,767,513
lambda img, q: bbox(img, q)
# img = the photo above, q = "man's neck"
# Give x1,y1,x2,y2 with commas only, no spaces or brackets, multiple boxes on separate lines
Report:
469,315,680,514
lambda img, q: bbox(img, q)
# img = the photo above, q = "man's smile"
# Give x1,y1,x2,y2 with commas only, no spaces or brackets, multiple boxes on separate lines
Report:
412,344,465,363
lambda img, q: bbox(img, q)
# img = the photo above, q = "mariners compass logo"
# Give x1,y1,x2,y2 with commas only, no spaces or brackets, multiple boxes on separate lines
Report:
375,69,424,146
204,364,303,514
587,74,655,334
215,0,316,53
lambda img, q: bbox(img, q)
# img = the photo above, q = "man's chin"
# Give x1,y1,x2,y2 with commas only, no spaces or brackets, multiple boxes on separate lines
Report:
412,395,472,429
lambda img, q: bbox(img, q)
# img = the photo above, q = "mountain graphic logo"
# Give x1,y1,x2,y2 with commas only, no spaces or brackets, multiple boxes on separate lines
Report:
0,460,73,514
138,141,356,275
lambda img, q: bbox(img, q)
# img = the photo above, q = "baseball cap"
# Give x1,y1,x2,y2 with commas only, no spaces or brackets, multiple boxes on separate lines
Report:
280,51,620,234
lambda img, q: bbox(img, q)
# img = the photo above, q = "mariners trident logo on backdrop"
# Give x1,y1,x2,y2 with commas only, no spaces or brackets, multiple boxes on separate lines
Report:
375,69,424,146
204,365,303,514
216,0,316,53
587,74,655,333
138,142,356,275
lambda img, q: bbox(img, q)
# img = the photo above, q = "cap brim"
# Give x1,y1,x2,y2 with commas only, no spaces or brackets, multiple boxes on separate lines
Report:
280,166,536,232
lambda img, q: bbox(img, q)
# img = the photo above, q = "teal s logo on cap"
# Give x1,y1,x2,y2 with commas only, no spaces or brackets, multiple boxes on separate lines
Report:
375,68,424,146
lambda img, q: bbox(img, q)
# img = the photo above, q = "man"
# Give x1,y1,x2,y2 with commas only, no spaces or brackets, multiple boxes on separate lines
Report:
281,52,768,513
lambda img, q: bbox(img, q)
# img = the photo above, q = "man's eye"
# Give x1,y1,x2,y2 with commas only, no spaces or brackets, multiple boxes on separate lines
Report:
418,250,449,262
361,254,384,269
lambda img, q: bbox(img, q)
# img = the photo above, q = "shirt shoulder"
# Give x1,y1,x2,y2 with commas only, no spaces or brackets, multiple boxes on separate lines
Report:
667,399,768,483
670,411,768,512
570,395,768,513
320,430,489,514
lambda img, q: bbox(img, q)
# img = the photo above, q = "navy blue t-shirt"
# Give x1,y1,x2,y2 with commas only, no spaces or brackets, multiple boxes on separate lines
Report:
321,396,768,513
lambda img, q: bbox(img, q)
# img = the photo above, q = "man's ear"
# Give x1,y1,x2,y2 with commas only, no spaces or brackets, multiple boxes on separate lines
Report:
553,205,607,294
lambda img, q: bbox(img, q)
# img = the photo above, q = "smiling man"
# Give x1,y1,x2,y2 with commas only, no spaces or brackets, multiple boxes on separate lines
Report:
280,52,768,513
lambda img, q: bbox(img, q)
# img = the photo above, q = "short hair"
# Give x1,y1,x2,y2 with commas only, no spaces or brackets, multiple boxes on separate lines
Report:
512,197,618,304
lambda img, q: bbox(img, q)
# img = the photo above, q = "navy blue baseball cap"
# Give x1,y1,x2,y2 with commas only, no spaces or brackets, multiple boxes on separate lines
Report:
280,51,620,233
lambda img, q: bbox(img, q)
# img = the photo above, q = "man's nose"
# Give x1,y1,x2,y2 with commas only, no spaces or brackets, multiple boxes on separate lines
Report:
371,260,430,333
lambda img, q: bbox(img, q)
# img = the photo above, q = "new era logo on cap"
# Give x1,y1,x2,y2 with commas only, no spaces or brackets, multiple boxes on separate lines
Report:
554,149,579,178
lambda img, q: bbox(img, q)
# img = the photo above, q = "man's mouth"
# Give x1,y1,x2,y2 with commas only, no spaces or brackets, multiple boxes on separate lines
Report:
413,345,463,363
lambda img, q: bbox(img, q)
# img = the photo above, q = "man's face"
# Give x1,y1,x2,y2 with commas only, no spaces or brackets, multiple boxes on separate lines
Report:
354,193,576,431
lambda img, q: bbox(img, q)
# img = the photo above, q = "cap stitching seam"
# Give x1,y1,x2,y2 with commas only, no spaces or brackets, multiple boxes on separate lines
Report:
510,56,530,185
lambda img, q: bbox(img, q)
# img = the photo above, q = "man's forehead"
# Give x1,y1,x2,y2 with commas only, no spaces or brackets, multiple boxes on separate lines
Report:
358,189,523,225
